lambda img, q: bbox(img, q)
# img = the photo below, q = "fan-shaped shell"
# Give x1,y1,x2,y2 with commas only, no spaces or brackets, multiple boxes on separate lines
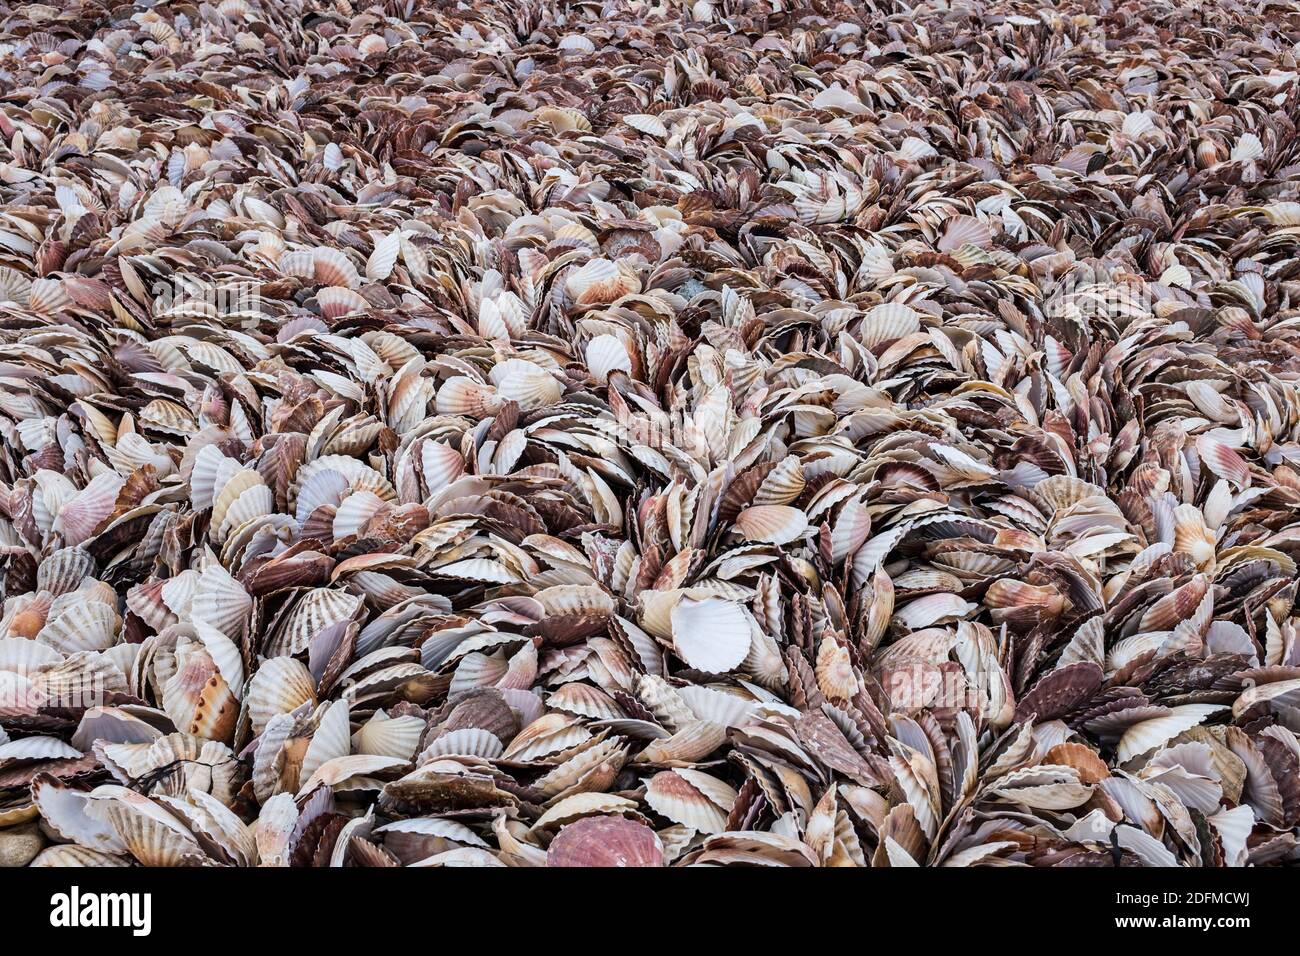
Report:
735,505,808,544
670,596,751,674
547,816,664,867
644,769,736,834
316,286,369,319
565,258,640,306
313,247,361,288
246,656,317,736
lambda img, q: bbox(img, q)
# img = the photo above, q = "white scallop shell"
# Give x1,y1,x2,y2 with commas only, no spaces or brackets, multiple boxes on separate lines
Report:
670,596,750,674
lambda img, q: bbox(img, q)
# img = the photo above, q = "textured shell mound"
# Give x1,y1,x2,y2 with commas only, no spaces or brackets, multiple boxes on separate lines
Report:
1,0,1300,870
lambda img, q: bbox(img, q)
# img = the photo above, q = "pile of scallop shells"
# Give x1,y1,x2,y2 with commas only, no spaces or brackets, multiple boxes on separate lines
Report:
2,0,1300,868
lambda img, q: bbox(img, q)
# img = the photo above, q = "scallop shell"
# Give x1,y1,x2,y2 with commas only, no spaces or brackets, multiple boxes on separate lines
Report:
140,398,197,434
531,792,642,831
52,473,124,546
1029,475,1105,513
353,711,427,760
501,713,593,763
861,302,921,348
585,334,633,383
279,249,316,279
316,286,370,319
752,456,806,507
100,788,209,866
1014,662,1103,723
0,736,82,762
477,293,527,340
300,700,353,785
313,247,361,288
624,114,668,138
420,441,466,495
893,592,977,630
489,359,563,411
985,579,1066,624
535,106,591,133
1169,503,1217,570
376,816,488,863
448,651,508,695
535,584,618,618
670,596,751,674
636,720,727,764
1231,132,1264,162
4,592,51,639
937,214,992,252
297,749,403,796
210,468,266,539
551,223,599,254
1139,576,1210,633
29,845,132,867
190,564,252,639
333,490,389,539
735,505,808,544
246,656,317,736
441,689,520,740
674,684,758,728
267,587,363,657
161,639,240,742
216,481,274,543
644,768,737,834
435,377,500,418
419,727,505,761
301,455,396,501
32,775,128,854
71,706,163,750
548,682,624,720
1117,705,1226,764
565,258,640,306
28,277,71,314
0,266,33,304
359,34,388,57
1043,742,1111,785
815,635,861,701
532,735,627,799
36,601,121,654
37,546,96,596
830,496,872,564
547,816,664,867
